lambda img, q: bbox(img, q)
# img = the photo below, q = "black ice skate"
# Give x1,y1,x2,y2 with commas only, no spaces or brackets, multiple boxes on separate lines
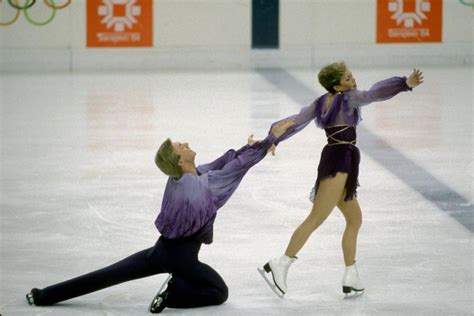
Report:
149,274,172,313
25,288,39,306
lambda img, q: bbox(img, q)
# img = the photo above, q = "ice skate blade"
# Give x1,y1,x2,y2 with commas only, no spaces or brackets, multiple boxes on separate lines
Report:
257,267,284,299
149,296,165,313
343,287,365,299
148,274,172,313
159,274,172,293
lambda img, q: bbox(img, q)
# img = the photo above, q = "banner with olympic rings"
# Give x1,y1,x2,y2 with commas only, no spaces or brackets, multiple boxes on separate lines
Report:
0,0,71,27
86,0,153,47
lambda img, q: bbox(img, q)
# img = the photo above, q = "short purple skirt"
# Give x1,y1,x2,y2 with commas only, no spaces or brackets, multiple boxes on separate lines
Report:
313,126,360,202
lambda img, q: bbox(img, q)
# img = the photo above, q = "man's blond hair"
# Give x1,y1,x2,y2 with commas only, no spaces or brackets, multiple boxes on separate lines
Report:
155,139,183,178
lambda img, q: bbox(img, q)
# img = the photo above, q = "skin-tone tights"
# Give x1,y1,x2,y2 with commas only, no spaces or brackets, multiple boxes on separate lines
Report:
284,172,362,266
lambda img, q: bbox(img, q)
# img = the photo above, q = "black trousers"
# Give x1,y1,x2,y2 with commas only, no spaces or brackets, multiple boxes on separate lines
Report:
32,237,228,309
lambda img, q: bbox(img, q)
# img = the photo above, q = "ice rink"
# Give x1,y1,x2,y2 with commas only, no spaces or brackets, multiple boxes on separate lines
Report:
1,66,472,315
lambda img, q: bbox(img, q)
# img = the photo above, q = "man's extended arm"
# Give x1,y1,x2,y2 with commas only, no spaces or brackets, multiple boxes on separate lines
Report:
196,144,250,175
205,119,294,209
206,133,277,209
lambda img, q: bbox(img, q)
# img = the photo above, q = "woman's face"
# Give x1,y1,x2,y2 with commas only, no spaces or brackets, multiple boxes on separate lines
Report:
335,69,357,92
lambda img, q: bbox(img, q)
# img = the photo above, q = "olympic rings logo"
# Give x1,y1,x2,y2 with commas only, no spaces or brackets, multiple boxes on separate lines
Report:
458,0,473,6
1,0,471,27
458,0,474,13
0,0,71,27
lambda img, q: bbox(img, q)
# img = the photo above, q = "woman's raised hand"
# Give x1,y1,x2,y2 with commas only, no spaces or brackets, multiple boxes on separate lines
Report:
406,69,424,88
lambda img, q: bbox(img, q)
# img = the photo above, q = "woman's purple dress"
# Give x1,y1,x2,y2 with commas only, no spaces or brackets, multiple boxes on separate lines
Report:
271,76,412,201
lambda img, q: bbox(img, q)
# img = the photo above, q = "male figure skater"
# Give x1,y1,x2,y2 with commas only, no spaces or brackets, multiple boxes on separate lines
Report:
26,119,294,314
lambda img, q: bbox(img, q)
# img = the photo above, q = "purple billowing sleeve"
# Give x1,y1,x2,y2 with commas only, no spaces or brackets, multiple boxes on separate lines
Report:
196,144,249,175
206,133,277,209
156,135,275,239
269,99,319,145
348,76,412,107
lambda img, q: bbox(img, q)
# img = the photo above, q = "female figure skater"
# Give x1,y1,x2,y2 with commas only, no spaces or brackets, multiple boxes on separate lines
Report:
25,119,294,313
259,62,423,298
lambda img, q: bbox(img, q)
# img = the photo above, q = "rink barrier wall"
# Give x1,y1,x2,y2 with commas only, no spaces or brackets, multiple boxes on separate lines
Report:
1,0,471,71
1,42,472,72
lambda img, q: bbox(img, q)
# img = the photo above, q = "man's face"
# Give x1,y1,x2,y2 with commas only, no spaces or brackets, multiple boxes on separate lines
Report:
172,142,196,163
337,69,357,92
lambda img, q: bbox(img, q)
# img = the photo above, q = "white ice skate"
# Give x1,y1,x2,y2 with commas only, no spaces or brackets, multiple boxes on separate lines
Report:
342,262,365,299
258,255,297,298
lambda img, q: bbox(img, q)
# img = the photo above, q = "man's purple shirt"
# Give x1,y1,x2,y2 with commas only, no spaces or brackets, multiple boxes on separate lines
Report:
155,133,277,244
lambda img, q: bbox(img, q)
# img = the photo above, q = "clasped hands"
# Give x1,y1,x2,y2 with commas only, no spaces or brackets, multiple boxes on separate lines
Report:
247,119,296,156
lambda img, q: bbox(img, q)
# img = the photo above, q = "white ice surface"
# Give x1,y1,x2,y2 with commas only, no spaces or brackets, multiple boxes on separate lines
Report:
1,67,472,315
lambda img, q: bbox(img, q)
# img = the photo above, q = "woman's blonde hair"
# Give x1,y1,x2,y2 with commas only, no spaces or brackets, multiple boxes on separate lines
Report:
318,61,347,94
155,138,183,178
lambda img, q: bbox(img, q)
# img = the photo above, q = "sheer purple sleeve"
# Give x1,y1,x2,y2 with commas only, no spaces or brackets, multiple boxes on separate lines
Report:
206,134,277,209
348,76,412,108
155,139,269,239
269,99,318,145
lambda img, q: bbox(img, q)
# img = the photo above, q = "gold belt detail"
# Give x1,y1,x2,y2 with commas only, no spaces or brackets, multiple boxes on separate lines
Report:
327,125,356,146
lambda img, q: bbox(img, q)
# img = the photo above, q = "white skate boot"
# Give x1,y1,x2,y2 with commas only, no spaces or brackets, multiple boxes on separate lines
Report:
258,255,297,298
342,262,365,298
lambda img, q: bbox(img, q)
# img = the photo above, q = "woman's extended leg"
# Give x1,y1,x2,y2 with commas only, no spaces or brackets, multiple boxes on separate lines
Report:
284,172,348,257
261,173,349,296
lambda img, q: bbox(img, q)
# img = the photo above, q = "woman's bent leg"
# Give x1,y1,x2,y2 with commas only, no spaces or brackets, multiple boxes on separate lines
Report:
338,197,362,266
